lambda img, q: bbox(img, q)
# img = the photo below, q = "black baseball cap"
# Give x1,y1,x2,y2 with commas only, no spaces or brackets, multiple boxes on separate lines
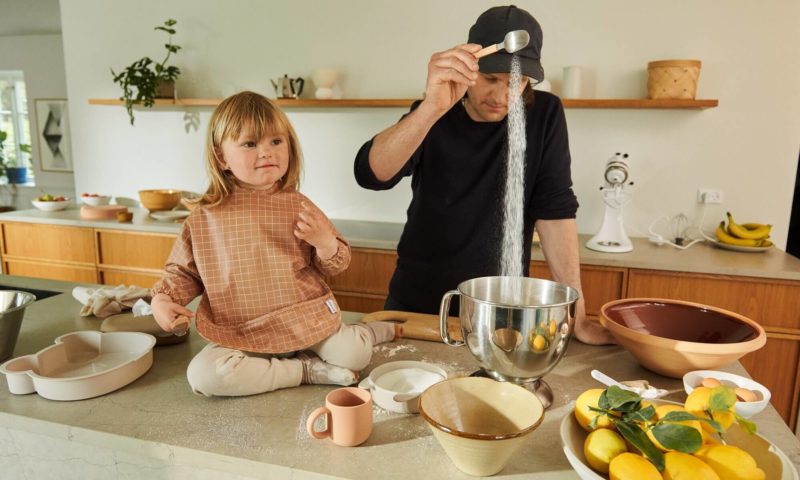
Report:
467,5,544,82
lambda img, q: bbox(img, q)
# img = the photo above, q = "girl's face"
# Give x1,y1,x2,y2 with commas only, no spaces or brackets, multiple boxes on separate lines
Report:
218,131,290,190
464,72,529,122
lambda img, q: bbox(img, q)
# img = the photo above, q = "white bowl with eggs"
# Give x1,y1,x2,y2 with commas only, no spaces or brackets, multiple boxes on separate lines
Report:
31,198,70,211
683,370,771,418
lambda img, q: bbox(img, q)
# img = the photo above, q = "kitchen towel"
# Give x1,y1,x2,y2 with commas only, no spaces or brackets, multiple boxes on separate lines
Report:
72,285,151,318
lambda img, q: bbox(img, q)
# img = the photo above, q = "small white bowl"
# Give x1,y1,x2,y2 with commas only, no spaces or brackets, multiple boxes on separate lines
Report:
683,369,771,418
80,195,110,206
31,199,70,211
358,360,447,413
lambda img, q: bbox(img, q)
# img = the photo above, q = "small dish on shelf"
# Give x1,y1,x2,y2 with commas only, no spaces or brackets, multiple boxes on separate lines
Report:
80,194,111,206
150,210,190,222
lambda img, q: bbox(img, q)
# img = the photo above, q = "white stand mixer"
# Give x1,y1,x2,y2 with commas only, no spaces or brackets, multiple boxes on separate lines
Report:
586,153,634,253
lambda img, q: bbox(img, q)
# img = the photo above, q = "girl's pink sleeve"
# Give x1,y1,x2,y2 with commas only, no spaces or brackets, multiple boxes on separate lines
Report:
314,235,351,276
151,223,204,305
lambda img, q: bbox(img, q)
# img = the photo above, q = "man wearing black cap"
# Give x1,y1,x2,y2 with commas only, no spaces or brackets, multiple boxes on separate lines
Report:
353,5,613,345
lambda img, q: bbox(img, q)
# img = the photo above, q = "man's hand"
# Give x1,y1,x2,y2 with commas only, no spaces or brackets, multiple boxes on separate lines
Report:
420,44,481,115
295,200,339,260
573,298,615,345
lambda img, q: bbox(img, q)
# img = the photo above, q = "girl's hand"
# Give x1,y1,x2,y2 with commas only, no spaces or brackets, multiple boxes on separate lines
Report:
294,200,339,260
151,293,194,335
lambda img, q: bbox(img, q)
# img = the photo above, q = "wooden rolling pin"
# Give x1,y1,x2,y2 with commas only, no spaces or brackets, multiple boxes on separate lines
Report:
361,310,462,343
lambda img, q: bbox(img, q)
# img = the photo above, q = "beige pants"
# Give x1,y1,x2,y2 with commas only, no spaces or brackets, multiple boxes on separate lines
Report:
187,322,392,397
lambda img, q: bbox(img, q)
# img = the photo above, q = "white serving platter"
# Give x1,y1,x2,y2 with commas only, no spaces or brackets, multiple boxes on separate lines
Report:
150,210,190,221
560,401,798,480
0,331,156,401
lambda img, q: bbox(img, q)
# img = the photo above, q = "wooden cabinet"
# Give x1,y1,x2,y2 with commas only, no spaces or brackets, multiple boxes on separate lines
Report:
530,261,627,319
0,222,97,283
95,229,176,288
627,268,800,427
327,248,397,313
0,222,176,288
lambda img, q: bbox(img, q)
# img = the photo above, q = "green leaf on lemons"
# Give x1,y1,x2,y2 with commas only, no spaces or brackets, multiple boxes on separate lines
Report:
709,385,736,412
615,420,665,471
651,423,703,453
599,385,641,412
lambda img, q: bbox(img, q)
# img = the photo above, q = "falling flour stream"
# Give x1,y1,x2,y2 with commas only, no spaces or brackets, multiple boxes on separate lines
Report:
499,55,527,302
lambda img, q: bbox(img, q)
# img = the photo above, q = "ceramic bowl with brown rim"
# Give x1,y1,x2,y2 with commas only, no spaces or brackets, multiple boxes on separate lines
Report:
418,376,545,476
138,189,182,212
599,298,766,378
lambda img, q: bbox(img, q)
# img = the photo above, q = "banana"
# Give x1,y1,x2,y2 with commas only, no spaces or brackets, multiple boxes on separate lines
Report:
726,212,772,240
716,221,762,247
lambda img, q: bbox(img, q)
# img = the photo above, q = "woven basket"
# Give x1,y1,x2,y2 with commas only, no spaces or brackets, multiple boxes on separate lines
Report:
647,60,702,99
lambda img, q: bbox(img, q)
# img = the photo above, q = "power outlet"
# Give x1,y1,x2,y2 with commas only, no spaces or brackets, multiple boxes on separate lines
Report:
697,189,723,204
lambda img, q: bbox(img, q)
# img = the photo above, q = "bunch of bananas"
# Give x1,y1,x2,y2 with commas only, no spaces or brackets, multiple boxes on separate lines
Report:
715,212,773,247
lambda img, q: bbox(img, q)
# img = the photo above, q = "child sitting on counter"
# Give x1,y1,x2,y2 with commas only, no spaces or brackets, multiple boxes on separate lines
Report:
150,91,398,396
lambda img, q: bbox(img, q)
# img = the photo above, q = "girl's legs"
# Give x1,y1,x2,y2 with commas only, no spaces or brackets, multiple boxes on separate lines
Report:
186,343,356,397
309,322,396,372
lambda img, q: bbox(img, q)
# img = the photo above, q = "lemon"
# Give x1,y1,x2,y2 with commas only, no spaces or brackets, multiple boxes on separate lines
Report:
608,452,661,480
694,444,766,480
685,387,736,433
574,388,614,431
584,428,627,473
663,451,721,480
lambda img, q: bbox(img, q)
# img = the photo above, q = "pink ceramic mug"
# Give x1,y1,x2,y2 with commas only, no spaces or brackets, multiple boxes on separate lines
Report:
306,387,372,446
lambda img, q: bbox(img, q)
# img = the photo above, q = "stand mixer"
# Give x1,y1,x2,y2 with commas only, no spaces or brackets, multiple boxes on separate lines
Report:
586,153,634,253
440,276,579,409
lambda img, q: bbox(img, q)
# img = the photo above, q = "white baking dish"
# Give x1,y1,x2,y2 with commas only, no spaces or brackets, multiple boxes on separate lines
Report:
0,331,156,401
359,360,447,413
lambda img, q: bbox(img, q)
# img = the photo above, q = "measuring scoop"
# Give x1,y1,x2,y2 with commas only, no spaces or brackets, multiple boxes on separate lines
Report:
475,30,531,59
590,369,670,400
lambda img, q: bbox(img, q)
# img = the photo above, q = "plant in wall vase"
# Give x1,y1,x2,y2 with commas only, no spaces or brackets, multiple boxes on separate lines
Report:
111,19,181,125
0,131,29,184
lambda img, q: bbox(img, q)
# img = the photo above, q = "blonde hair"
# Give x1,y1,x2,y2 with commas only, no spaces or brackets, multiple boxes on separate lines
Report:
194,91,302,207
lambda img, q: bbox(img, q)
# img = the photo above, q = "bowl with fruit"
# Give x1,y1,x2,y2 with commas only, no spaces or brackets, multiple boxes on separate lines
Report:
710,212,774,253
683,370,771,419
80,193,111,206
562,385,797,480
32,194,70,211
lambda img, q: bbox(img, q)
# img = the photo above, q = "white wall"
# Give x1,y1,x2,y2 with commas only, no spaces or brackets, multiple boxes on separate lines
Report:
59,0,800,248
0,33,73,208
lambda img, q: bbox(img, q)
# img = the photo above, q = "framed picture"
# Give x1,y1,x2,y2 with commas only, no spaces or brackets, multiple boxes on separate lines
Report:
34,98,73,172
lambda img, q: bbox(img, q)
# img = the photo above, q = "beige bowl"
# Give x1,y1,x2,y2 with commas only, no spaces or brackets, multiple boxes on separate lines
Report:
599,298,766,378
419,377,544,476
138,189,181,212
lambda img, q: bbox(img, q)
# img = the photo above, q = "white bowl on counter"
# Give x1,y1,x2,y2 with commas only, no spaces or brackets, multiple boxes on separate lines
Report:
358,360,447,413
31,199,70,211
683,369,771,418
80,195,111,206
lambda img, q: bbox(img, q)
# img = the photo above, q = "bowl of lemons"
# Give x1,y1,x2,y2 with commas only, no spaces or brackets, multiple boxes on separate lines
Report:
32,194,70,211
561,385,797,480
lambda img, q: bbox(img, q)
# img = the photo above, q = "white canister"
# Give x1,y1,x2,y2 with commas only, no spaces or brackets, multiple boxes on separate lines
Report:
562,66,585,99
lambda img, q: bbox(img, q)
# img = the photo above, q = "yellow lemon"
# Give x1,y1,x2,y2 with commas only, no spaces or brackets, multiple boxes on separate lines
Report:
684,387,736,433
694,444,766,480
608,452,661,480
663,451,721,480
646,405,704,452
584,428,627,474
574,389,614,431
548,319,557,337
531,333,547,351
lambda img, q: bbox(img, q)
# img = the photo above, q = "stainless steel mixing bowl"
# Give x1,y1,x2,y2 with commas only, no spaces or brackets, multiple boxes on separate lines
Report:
439,276,578,407
0,290,36,362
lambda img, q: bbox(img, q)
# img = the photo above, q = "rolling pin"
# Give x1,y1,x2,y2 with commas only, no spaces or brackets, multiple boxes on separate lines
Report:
361,310,462,343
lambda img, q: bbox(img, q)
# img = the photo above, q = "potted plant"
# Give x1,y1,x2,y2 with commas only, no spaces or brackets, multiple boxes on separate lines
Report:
111,18,181,125
5,143,31,184
0,130,7,179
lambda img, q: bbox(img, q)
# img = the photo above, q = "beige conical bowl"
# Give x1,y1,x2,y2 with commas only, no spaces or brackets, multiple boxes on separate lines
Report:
419,377,544,476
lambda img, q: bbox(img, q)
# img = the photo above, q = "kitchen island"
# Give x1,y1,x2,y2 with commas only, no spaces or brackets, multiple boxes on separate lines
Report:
1,277,799,479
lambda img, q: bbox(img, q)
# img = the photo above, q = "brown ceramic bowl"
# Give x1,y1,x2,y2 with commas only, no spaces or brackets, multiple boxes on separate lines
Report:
599,298,766,378
138,189,182,212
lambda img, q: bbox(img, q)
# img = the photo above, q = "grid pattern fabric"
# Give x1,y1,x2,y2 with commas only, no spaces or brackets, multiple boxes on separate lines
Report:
152,187,350,353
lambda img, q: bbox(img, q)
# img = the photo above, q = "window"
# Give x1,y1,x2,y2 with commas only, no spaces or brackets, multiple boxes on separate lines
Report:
0,71,34,184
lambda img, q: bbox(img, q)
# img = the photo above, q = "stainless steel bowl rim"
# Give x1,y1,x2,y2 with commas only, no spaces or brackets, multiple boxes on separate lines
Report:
0,290,36,313
456,276,579,308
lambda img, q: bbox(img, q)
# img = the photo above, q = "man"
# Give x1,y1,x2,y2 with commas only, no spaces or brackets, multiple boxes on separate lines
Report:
354,5,613,345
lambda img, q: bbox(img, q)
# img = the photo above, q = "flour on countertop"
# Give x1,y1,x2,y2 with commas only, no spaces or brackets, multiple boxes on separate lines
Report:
374,343,417,357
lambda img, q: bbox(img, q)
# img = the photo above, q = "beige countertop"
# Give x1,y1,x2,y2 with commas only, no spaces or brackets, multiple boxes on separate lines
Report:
1,277,799,479
2,209,799,281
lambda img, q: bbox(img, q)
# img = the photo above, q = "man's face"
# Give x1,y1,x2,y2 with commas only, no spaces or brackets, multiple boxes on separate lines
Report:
463,72,529,122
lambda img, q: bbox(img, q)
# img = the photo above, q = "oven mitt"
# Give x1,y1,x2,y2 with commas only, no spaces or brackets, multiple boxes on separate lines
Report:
72,285,151,318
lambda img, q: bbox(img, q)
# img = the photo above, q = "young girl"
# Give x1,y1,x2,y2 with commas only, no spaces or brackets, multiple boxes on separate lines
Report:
151,91,397,397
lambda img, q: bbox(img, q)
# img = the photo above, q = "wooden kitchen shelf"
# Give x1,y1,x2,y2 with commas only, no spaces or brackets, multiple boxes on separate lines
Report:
88,98,718,109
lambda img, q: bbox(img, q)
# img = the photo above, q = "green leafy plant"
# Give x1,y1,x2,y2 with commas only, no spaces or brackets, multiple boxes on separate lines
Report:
0,130,8,177
588,385,755,472
111,19,181,125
